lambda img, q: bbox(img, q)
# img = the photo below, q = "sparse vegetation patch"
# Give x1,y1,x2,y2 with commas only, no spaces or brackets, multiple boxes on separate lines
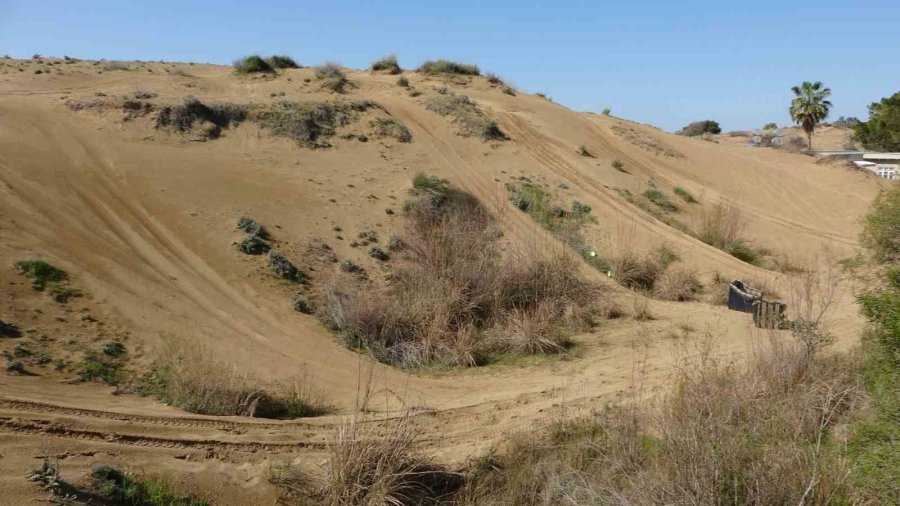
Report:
92,464,208,506
425,89,506,141
266,55,300,69
250,100,377,147
316,175,602,368
370,117,412,143
417,59,480,76
155,97,246,140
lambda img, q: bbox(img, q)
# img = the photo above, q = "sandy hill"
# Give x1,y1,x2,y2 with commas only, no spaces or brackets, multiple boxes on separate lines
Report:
0,56,887,504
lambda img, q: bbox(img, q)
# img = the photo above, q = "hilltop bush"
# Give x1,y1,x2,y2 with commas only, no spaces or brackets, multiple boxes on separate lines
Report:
677,119,722,136
314,63,348,93
233,55,274,74
370,54,401,74
316,175,601,368
266,55,300,69
417,60,480,76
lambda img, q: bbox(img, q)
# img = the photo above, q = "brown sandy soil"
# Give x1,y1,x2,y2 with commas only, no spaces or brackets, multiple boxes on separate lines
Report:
0,56,887,504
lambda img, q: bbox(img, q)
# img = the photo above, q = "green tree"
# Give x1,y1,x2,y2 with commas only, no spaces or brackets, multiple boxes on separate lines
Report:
789,81,832,150
854,91,900,151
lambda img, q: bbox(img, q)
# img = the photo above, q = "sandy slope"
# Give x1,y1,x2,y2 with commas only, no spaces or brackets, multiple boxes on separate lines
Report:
0,57,887,503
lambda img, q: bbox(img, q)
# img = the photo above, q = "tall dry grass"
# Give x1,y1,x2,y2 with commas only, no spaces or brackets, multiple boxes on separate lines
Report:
149,339,331,418
460,334,862,505
316,176,601,368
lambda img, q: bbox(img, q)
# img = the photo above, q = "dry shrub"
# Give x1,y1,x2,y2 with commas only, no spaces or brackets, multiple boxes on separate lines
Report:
608,250,662,290
698,201,747,251
653,266,702,301
150,339,330,418
316,176,601,368
323,416,463,505
461,335,862,505
424,90,506,141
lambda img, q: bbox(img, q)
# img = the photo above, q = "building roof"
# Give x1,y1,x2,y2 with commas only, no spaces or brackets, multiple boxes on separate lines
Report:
863,153,900,161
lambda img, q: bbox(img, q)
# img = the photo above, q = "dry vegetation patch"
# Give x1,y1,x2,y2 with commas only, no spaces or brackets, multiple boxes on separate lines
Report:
315,174,602,368
424,88,506,141
610,123,684,158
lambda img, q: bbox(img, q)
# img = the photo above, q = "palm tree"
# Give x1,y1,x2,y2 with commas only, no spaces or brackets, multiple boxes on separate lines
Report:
789,81,832,151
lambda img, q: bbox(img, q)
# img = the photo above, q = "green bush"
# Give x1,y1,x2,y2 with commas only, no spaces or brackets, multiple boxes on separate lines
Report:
611,159,626,172
396,76,409,87
233,55,274,74
78,352,123,385
417,59,480,76
862,185,900,263
14,259,67,291
91,465,208,506
266,55,300,69
371,54,401,74
853,92,900,151
677,120,721,136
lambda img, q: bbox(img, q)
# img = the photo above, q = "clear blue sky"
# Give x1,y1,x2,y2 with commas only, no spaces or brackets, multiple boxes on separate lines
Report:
2,0,897,131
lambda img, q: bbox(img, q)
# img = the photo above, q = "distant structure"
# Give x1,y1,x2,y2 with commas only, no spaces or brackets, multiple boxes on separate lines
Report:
772,129,784,146
813,151,899,180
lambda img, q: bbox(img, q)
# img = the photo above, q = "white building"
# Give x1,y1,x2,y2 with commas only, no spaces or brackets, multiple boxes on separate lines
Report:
853,153,900,180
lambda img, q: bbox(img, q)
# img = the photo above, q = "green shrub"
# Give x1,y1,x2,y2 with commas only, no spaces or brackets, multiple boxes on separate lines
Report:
371,54,401,74
501,86,515,96
673,186,697,203
314,63,348,93
396,76,409,87
611,159,626,172
862,185,900,263
265,55,300,69
677,119,721,136
103,341,126,357
577,145,593,157
233,55,274,74
642,188,677,212
92,465,208,506
417,59,480,76
78,352,122,385
14,259,67,291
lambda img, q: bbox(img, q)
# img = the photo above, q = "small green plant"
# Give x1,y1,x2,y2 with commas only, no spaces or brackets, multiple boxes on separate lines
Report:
91,465,208,506
674,186,697,203
396,76,409,87
611,159,626,172
266,55,300,69
417,59,480,76
577,145,593,157
103,340,126,357
642,188,677,212
602,108,611,115
233,55,274,74
78,352,122,385
370,54,401,74
29,456,76,502
6,357,25,374
14,259,67,291
501,86,515,96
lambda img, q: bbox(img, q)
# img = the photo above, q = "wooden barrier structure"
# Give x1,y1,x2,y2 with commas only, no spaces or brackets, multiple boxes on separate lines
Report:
753,300,787,329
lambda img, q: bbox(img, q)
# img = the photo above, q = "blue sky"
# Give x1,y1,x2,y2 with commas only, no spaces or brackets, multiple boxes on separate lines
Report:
2,0,897,131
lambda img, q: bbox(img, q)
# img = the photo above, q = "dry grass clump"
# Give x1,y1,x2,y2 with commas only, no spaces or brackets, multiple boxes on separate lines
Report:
315,175,601,368
250,100,376,147
461,336,862,505
370,117,412,143
147,339,330,419
272,414,463,505
425,89,506,141
653,266,703,301
315,62,350,93
417,60,480,76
